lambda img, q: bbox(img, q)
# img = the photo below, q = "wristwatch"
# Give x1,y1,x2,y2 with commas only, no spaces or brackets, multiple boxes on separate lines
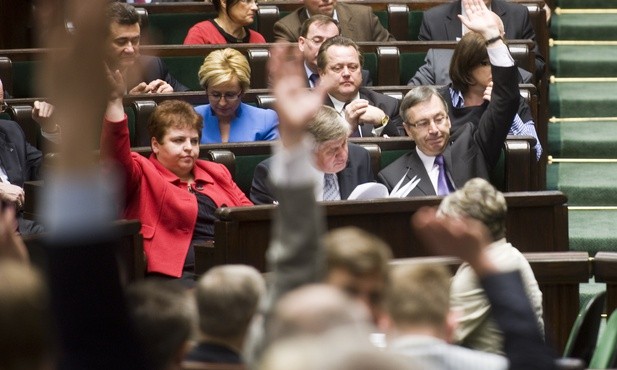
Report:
376,114,389,128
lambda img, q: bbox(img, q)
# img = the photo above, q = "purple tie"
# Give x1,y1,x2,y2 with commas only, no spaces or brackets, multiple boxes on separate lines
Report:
435,155,452,196
309,73,319,87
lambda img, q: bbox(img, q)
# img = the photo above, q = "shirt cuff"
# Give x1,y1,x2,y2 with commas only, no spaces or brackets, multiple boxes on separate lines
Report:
270,136,321,188
487,44,515,67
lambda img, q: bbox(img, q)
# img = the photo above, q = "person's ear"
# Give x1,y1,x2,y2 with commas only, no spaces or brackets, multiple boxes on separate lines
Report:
151,136,160,154
444,309,459,344
298,37,307,52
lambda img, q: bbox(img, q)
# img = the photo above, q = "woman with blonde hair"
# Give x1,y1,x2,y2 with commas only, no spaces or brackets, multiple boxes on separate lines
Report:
195,48,279,143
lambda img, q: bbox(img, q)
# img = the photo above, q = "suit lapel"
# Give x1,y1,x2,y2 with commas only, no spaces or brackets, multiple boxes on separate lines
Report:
0,130,19,184
335,4,355,37
404,151,435,196
337,153,354,199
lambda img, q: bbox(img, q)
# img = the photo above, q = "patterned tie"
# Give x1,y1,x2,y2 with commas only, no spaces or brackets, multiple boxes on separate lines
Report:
323,173,341,201
435,155,452,196
309,73,319,87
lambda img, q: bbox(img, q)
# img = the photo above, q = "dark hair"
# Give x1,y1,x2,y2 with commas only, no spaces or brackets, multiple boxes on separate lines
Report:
126,280,196,370
148,100,203,143
317,35,364,72
107,2,140,26
300,14,340,38
399,86,449,124
212,0,242,18
449,32,489,94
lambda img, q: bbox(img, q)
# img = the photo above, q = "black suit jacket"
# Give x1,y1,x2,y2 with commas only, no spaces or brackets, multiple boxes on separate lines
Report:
418,0,544,80
325,87,403,137
0,119,42,186
126,55,189,93
482,272,557,370
377,65,519,196
250,143,373,204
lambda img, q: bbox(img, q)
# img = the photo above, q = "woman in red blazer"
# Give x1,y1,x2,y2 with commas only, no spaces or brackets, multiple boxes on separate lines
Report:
101,70,252,284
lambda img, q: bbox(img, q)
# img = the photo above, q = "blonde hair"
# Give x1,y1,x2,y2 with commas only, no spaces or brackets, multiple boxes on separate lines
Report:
386,264,451,327
198,48,251,91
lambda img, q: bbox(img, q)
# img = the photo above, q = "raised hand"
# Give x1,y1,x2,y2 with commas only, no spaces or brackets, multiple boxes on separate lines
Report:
268,43,335,147
458,0,501,40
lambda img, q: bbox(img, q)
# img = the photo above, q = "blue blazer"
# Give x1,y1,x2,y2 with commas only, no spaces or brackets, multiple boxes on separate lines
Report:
195,103,279,144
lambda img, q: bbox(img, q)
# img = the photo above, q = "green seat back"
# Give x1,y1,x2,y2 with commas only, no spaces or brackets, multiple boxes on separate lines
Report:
407,11,424,41
147,13,215,44
589,307,617,369
235,154,270,196
160,56,204,91
362,52,378,85
380,149,409,171
124,105,136,145
563,291,606,364
374,10,388,30
13,61,37,98
400,52,427,85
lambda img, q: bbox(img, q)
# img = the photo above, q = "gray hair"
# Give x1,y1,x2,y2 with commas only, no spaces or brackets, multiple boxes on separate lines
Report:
308,105,350,144
399,86,449,124
438,178,507,240
196,264,265,339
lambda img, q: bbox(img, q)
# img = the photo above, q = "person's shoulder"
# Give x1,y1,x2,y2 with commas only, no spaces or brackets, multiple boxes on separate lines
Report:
494,0,528,12
195,158,233,178
338,2,373,14
276,6,305,23
424,0,457,17
0,119,25,138
248,29,267,43
348,142,369,155
193,104,210,116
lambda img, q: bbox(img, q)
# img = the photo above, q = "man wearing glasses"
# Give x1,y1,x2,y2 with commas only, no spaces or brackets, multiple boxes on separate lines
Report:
298,15,371,88
318,36,401,138
377,1,519,197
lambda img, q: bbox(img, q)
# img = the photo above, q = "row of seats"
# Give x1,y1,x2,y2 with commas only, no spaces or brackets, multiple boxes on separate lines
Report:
0,40,537,96
137,0,547,58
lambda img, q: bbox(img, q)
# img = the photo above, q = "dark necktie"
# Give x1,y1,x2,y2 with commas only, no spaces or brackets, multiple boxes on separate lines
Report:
309,73,319,87
435,155,453,196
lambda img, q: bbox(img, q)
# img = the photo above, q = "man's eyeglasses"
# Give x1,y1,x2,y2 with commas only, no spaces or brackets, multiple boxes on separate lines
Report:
207,92,242,102
406,114,449,129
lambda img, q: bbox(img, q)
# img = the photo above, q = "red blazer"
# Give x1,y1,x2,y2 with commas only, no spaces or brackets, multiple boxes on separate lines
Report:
101,116,252,277
183,20,266,45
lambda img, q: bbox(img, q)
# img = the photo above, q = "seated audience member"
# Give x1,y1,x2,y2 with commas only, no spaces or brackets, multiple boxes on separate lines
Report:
101,72,252,284
250,105,373,204
410,208,556,368
408,13,533,86
126,280,197,370
183,0,266,45
319,36,401,137
323,227,391,324
418,0,545,81
385,263,508,369
438,178,544,354
442,32,542,160
298,15,371,88
194,48,279,143
273,0,394,43
0,91,44,235
108,2,188,93
187,265,265,364
377,1,518,197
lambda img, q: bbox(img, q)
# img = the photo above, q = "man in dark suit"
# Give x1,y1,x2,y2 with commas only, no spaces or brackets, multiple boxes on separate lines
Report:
378,0,519,197
250,105,373,204
318,36,401,137
418,0,544,81
274,0,394,43
298,15,372,88
108,2,188,93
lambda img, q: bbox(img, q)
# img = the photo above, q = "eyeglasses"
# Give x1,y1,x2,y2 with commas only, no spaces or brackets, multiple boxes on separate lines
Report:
406,114,449,129
207,91,242,102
